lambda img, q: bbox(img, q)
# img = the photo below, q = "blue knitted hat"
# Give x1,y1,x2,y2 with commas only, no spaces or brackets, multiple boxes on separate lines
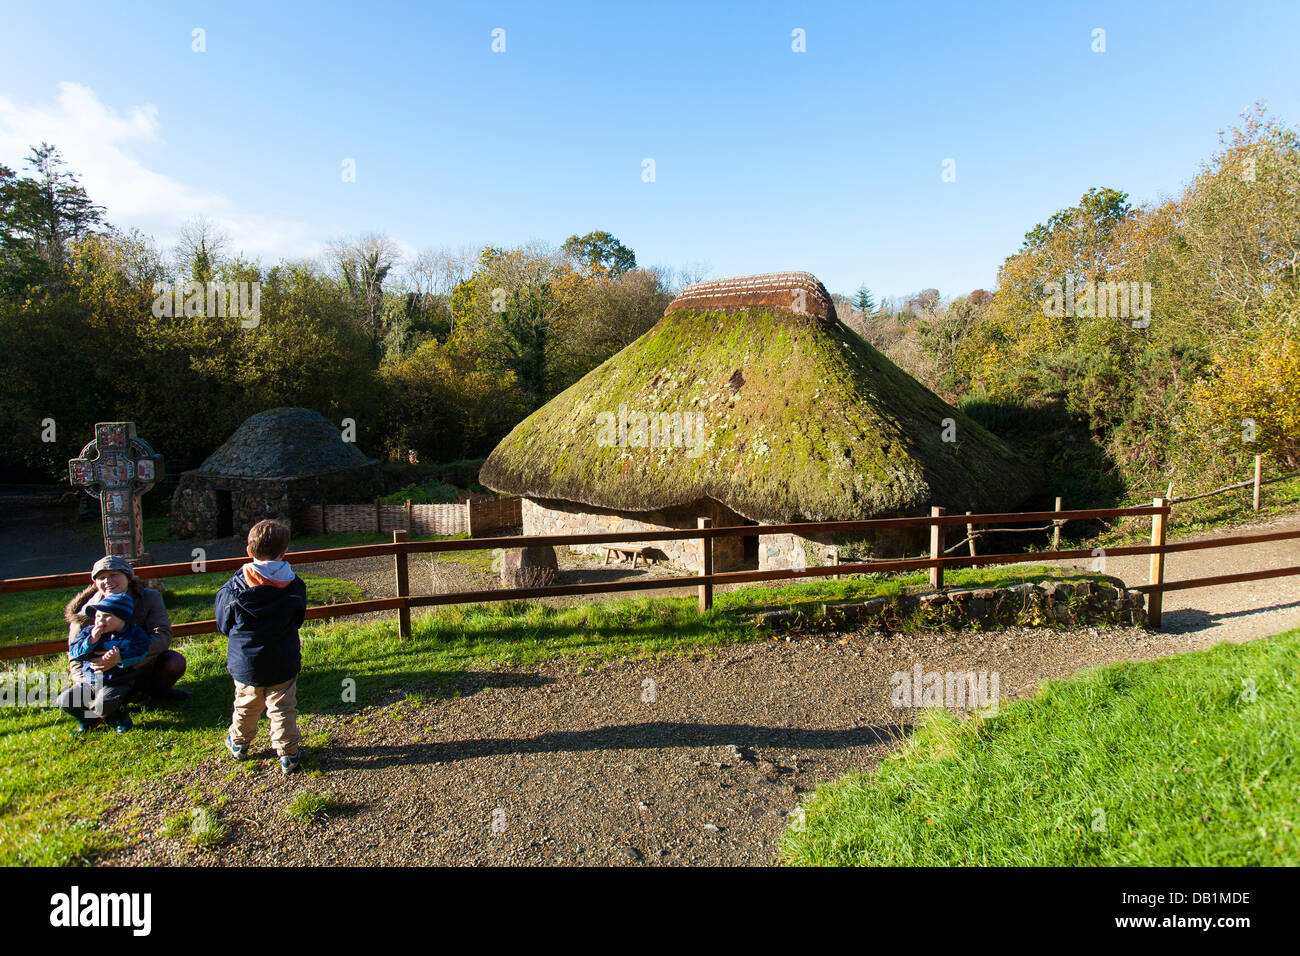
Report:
87,592,134,624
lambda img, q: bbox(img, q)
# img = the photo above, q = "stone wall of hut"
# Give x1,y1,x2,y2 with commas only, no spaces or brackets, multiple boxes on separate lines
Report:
170,465,382,538
758,525,930,572
521,497,749,571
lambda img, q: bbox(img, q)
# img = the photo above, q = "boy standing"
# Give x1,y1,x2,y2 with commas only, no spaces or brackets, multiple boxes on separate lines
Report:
215,519,308,774
60,592,152,734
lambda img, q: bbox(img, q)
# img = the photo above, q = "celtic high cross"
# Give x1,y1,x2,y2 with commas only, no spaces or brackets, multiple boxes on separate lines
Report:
68,422,164,563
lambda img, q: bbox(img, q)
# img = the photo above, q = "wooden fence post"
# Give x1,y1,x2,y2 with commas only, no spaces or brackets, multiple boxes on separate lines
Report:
375,498,382,534
465,500,473,538
1052,496,1063,550
393,530,411,639
1254,455,1263,510
929,506,945,590
698,517,713,612
320,503,328,535
830,547,840,580
965,511,976,557
406,498,413,532
1148,497,1168,629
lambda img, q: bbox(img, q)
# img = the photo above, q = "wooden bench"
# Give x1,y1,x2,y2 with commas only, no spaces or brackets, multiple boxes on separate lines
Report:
602,545,652,568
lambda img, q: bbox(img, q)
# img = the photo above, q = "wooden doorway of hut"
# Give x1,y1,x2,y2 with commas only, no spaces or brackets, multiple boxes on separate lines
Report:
742,519,759,569
215,489,234,538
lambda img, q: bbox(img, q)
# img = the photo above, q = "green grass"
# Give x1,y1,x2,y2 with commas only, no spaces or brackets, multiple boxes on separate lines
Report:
160,804,227,848
285,792,338,822
782,627,1300,866
0,564,1108,865
0,572,363,648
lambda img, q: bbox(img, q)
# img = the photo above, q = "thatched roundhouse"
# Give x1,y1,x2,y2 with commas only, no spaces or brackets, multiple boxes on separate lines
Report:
480,271,1033,571
170,407,381,538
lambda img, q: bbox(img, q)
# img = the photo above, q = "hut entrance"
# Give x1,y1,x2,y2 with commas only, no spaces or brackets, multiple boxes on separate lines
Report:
215,489,234,537
742,519,759,569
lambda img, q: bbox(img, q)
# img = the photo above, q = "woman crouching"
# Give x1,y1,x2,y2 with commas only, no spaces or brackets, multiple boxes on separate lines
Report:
64,555,189,702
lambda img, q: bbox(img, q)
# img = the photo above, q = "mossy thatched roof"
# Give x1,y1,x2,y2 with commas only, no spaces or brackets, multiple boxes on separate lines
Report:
480,274,1033,521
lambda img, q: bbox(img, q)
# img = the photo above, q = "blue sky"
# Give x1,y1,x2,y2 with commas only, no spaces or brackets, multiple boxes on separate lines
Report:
2,0,1298,299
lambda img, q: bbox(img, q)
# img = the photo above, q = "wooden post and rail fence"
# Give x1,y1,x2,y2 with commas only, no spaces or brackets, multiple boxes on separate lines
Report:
5,499,1300,660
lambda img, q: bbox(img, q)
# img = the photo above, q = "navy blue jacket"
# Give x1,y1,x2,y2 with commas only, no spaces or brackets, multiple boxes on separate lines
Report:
215,571,307,687
69,622,151,686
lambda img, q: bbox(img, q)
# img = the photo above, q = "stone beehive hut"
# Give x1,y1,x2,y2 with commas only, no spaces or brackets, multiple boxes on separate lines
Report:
479,270,1036,572
170,407,381,539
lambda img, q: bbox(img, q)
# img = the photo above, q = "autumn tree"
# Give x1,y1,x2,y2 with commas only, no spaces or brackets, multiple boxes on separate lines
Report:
562,230,636,278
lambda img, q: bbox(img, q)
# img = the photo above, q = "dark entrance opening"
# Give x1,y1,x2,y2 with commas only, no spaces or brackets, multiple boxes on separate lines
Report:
215,489,234,537
742,519,759,569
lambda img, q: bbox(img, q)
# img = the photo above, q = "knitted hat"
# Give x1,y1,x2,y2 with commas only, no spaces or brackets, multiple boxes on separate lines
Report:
87,592,135,624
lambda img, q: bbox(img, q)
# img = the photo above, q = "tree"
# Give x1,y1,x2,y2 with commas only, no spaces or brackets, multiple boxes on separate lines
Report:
853,284,875,312
173,216,230,283
549,266,671,391
329,233,400,360
0,163,37,297
562,230,636,278
20,143,105,276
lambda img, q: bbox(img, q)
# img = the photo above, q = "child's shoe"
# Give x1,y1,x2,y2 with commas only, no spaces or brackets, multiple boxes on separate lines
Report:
70,717,102,735
280,747,305,775
111,708,133,734
224,733,247,761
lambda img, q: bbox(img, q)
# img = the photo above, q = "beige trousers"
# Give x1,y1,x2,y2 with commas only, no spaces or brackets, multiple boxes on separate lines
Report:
229,678,300,756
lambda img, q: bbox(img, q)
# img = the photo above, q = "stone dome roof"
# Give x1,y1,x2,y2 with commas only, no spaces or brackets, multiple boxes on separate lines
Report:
193,407,374,478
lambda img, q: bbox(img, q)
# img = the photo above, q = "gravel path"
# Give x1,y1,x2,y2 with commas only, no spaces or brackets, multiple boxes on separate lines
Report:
1044,511,1300,647
100,621,1203,867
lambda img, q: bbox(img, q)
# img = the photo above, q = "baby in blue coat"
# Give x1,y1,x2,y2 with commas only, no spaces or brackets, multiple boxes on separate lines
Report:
60,591,151,734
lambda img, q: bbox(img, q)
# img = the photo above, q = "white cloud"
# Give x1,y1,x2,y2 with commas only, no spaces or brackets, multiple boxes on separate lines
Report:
0,82,324,262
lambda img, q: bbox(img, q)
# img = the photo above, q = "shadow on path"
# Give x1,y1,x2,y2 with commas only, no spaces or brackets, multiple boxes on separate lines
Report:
322,720,910,770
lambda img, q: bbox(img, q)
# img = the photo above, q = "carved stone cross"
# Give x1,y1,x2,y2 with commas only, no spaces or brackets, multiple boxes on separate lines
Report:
68,422,164,563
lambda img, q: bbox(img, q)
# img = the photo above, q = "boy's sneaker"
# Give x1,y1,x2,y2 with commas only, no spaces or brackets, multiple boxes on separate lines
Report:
280,747,305,775
70,718,102,735
111,709,133,734
224,733,247,761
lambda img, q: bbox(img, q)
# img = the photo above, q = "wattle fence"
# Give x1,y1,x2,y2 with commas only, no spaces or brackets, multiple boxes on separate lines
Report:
5,499,1300,661
294,497,521,538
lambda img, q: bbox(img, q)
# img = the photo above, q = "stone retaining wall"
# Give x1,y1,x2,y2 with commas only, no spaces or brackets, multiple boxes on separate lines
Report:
753,579,1148,631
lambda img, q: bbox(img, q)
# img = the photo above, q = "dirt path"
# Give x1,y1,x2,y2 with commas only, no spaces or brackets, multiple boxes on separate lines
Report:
1044,511,1300,647
102,621,1207,867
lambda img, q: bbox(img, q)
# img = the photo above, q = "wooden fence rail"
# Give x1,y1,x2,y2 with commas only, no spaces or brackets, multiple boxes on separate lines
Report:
1170,455,1300,508
4,501,1299,660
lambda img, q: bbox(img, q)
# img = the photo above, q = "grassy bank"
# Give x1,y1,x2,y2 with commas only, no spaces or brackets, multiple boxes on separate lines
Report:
782,626,1300,866
1,564,1099,865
